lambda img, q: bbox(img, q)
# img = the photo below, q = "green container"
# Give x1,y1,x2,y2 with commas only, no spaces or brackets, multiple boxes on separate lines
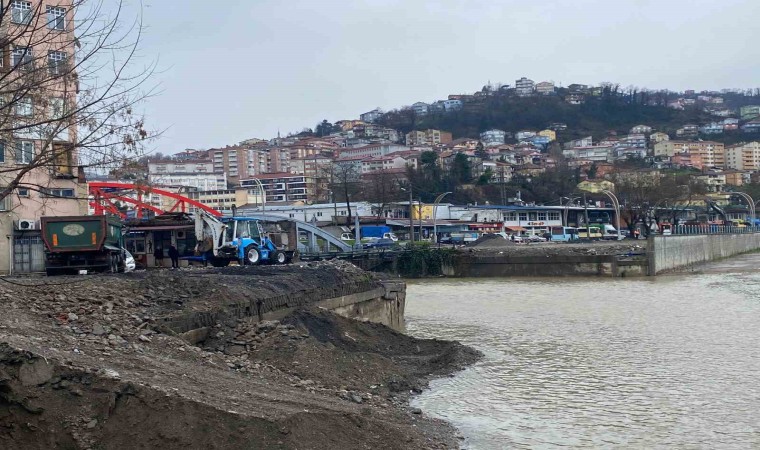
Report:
41,215,124,252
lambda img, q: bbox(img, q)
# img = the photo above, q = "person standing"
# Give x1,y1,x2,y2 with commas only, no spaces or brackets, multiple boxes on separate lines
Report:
168,244,180,269
154,246,163,267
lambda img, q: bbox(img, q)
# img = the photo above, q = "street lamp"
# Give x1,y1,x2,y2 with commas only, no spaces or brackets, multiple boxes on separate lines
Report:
561,196,580,226
734,192,755,227
433,192,452,244
601,189,622,239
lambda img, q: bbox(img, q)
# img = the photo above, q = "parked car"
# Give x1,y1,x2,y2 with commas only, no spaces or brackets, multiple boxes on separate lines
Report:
363,238,396,249
525,234,546,243
123,249,136,273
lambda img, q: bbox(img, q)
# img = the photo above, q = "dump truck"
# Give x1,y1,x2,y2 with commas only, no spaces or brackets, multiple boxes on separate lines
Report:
41,215,126,275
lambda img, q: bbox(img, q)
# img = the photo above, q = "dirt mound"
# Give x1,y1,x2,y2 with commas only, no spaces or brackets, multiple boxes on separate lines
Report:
0,263,477,449
469,234,514,248
210,310,481,399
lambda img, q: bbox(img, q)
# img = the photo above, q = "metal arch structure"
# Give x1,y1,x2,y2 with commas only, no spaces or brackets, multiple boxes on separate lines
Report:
88,182,223,219
243,213,353,254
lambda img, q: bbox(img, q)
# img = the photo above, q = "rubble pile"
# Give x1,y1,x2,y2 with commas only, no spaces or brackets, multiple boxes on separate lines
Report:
0,262,478,449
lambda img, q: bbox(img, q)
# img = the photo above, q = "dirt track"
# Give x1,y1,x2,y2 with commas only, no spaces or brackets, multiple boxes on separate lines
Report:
0,262,480,449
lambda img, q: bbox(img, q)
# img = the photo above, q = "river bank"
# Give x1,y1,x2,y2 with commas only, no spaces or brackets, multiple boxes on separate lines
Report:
0,263,479,449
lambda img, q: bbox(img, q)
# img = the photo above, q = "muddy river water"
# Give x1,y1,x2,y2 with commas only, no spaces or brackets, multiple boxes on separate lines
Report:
406,254,760,449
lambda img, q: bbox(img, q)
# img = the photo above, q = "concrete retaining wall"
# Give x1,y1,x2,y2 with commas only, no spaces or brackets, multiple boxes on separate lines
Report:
168,279,406,344
651,233,760,274
442,254,648,278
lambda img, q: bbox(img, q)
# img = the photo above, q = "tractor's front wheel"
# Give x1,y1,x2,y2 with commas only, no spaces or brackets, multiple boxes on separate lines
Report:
272,250,287,265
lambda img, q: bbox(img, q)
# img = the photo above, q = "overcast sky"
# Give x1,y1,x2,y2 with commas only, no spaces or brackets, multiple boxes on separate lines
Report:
128,0,760,152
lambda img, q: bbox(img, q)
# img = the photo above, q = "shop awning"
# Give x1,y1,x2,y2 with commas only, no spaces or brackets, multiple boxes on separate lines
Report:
505,226,526,231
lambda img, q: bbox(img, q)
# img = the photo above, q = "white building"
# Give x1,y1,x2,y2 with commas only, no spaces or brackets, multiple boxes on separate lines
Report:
535,81,556,95
515,130,537,141
148,171,228,191
360,109,383,122
515,77,535,96
480,129,507,147
411,102,429,116
562,146,613,162
443,99,463,111
148,161,228,190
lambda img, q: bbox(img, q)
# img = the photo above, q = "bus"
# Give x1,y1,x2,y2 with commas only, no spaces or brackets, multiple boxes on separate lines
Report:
577,226,602,240
550,226,579,242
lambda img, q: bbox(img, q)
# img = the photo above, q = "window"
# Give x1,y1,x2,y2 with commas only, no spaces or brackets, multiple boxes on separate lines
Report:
0,142,4,163
12,46,32,68
48,51,67,75
41,188,75,198
49,97,65,119
519,212,527,221
504,212,517,221
0,189,10,211
11,1,33,25
46,5,65,30
538,212,547,221
528,212,538,221
14,97,32,116
16,187,29,197
549,212,561,221
15,141,33,163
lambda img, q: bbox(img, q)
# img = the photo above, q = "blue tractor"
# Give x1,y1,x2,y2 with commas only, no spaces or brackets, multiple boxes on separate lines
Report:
195,210,291,267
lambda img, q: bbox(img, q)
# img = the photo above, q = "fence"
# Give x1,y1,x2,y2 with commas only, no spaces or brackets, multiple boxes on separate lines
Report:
671,225,760,235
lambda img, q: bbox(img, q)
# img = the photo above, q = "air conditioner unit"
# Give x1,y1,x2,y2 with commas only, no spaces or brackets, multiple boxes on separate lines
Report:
16,219,38,230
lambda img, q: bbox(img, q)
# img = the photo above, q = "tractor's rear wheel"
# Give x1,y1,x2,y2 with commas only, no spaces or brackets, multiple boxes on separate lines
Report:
245,245,260,265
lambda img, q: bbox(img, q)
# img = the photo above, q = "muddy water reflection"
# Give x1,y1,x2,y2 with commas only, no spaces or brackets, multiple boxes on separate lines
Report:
407,255,760,449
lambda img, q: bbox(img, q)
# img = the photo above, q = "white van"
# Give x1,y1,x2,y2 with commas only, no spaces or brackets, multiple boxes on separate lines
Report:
601,224,624,240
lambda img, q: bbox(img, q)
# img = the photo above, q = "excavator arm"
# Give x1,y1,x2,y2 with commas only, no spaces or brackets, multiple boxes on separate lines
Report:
194,210,227,255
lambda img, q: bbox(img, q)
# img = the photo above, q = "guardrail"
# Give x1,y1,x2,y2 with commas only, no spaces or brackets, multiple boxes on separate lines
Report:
670,225,760,235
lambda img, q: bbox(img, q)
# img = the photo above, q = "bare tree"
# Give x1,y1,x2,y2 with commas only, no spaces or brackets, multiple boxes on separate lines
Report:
359,169,403,219
325,161,361,225
0,0,155,206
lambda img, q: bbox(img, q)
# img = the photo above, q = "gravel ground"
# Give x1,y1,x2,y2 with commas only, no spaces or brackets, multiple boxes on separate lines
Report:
0,262,479,449
468,236,648,257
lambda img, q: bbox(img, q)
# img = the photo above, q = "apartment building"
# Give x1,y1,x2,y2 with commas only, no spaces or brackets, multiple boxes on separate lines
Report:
725,142,760,171
654,141,725,169
0,0,88,274
562,146,613,162
360,109,383,123
740,105,760,120
480,129,507,147
535,81,555,95
184,187,265,214
240,173,314,203
148,161,228,191
339,144,408,159
537,129,557,142
405,129,452,146
515,77,535,96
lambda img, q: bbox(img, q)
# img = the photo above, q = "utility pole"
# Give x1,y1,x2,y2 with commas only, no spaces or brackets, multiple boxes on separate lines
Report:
408,188,414,243
418,197,423,241
583,193,590,233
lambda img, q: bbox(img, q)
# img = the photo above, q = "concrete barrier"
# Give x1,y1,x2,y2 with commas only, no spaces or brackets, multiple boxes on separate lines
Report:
650,233,760,274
